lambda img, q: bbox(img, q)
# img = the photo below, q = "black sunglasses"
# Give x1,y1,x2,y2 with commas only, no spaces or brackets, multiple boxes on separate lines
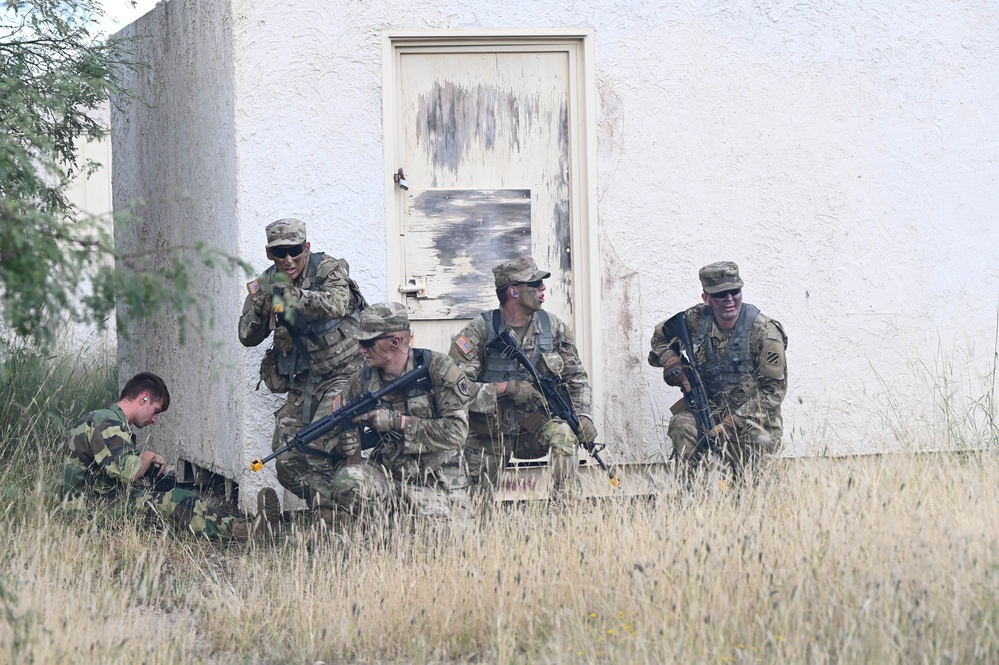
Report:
708,288,742,299
522,280,544,289
270,244,305,259
358,334,395,349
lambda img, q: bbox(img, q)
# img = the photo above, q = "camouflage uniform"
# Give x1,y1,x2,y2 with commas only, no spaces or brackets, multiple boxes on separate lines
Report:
332,349,469,518
239,219,366,507
449,260,592,499
328,348,471,520
649,262,788,473
62,404,241,539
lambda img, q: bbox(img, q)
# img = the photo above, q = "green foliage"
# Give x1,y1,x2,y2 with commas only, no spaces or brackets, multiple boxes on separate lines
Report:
1,0,251,350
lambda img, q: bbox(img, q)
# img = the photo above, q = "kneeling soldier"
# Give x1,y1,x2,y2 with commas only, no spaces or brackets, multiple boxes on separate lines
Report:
448,257,598,503
649,261,788,476
63,372,281,541
324,303,471,522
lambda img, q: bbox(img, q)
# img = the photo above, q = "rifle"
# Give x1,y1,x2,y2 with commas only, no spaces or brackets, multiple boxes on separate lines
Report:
250,357,433,472
661,312,722,460
486,329,621,488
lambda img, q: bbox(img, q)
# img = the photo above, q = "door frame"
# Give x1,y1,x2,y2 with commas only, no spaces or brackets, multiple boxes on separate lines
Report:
381,29,603,423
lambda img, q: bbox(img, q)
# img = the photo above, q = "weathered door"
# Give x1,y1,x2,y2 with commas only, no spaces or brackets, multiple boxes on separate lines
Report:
384,34,598,372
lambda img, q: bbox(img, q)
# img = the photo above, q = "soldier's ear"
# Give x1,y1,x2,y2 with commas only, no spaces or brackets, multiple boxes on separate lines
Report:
511,289,518,298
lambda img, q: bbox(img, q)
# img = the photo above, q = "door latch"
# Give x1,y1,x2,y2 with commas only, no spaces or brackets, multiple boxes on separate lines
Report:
393,168,409,191
398,276,427,298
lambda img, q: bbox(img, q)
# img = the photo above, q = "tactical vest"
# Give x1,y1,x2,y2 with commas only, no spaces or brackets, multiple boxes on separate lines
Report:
267,252,365,379
480,309,554,383
362,348,438,420
694,303,760,399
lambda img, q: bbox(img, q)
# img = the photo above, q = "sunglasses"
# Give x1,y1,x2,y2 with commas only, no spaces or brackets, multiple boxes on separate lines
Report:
358,334,395,349
708,288,742,299
270,244,305,259
522,280,544,289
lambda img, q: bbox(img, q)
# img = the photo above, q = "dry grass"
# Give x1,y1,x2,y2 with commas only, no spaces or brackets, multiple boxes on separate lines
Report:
1,453,999,664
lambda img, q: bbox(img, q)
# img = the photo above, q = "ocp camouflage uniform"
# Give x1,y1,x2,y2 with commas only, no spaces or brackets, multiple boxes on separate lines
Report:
449,310,591,498
649,303,788,472
62,404,240,539
327,349,470,519
239,252,365,506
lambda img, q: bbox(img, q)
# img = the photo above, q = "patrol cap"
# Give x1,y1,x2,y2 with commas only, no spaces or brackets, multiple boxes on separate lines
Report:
354,302,410,340
265,218,307,248
699,261,744,294
493,256,552,288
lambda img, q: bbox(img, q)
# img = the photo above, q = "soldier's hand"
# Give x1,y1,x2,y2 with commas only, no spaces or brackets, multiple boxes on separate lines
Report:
503,380,542,405
353,409,402,433
662,356,691,392
708,416,737,444
253,294,272,316
577,415,599,445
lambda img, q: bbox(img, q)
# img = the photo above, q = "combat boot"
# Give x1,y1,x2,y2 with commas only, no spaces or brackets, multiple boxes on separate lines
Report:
229,521,252,541
253,487,282,541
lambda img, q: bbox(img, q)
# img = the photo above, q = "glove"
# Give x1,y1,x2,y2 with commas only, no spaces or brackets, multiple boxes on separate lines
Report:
353,409,402,433
577,415,598,445
503,380,542,406
708,416,738,444
253,294,272,316
662,356,691,392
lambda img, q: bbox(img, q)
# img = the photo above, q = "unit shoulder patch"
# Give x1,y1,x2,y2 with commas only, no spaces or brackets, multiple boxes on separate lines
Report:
758,339,786,380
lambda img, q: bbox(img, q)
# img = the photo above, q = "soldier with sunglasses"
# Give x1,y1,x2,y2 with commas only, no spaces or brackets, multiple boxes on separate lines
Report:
239,218,367,512
320,303,471,524
649,261,788,476
449,256,597,503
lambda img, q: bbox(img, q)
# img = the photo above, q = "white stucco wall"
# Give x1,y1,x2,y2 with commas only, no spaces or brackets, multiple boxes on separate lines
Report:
113,0,999,506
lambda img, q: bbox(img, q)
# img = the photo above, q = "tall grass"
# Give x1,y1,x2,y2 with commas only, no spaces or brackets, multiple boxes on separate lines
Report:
0,341,117,505
2,349,999,663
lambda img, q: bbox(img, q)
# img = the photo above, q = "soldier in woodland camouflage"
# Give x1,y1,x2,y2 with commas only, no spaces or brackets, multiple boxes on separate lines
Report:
62,372,279,540
239,218,367,512
449,257,598,502
649,261,788,475
322,303,470,522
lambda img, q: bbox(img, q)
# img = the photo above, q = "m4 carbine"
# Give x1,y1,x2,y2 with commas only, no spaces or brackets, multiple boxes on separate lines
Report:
661,311,722,460
250,357,432,472
486,329,620,488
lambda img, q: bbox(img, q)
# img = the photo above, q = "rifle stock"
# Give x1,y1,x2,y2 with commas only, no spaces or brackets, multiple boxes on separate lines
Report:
487,330,620,488
250,359,432,472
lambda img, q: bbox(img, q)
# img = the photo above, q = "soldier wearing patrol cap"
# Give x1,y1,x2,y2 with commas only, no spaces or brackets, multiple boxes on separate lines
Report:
448,257,598,503
239,218,368,513
648,261,788,475
320,302,471,523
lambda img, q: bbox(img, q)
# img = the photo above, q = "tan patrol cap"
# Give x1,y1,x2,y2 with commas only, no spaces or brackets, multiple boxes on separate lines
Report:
265,218,307,248
353,302,410,341
492,256,551,289
699,261,744,294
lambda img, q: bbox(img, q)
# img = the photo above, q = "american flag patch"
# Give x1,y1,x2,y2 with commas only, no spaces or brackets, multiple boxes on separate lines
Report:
455,334,474,355
330,394,343,413
246,279,261,295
